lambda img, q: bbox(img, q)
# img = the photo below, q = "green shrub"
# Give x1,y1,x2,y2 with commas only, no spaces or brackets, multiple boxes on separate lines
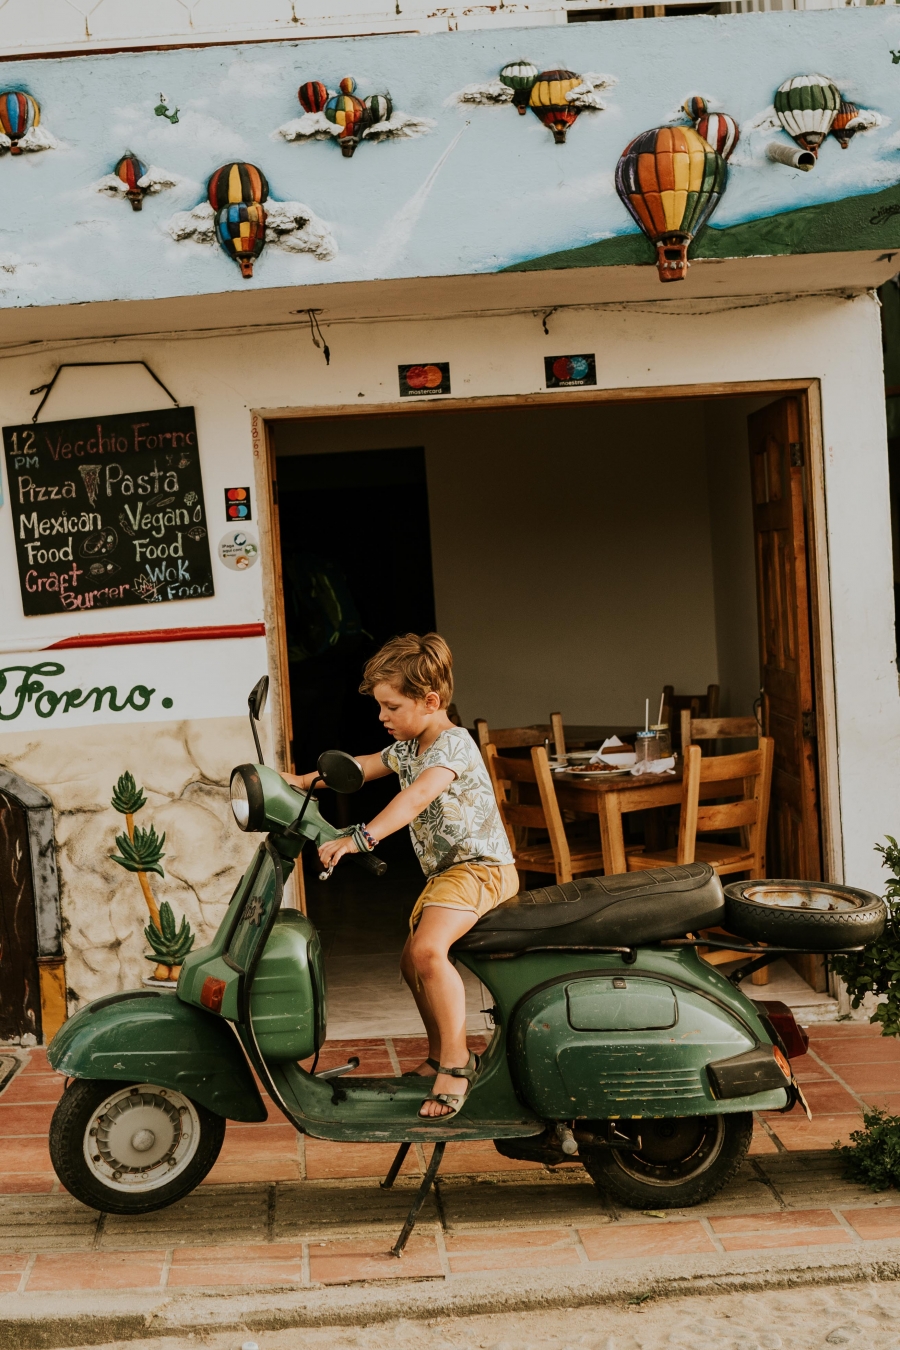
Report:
837,1109,900,1190
831,837,900,1037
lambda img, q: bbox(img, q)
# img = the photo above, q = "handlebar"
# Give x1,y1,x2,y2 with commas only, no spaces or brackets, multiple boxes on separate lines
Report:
351,850,388,878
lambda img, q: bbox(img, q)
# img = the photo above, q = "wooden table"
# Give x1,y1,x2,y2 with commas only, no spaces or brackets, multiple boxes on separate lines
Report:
553,764,742,875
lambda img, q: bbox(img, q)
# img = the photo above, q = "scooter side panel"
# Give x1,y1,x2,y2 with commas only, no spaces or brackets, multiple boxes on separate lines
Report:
47,990,267,1122
461,948,790,1119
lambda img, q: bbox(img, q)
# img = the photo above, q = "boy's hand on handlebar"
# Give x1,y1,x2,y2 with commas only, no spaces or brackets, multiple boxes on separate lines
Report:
318,835,359,869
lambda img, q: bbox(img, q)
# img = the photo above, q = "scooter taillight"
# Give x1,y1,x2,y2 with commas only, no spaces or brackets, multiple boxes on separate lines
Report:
201,977,226,1014
757,1000,810,1060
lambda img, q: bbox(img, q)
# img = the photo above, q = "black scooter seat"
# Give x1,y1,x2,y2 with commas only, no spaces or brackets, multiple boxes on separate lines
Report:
452,862,724,954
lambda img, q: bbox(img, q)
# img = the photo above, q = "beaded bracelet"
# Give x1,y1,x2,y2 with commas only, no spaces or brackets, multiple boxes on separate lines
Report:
358,824,378,853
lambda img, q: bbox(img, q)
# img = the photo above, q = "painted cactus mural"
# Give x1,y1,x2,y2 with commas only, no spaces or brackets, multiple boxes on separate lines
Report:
109,771,195,982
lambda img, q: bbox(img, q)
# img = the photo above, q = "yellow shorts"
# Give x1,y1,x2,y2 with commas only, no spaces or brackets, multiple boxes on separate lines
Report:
410,862,519,933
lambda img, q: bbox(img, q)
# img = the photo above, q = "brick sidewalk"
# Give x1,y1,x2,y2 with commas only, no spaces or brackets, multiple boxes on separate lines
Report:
1,1021,899,1296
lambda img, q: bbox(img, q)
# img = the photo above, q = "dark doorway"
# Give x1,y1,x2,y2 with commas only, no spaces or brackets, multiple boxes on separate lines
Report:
275,446,437,840
0,791,42,1042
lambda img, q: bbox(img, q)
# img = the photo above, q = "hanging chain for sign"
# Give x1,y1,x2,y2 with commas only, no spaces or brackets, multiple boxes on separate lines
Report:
29,361,180,423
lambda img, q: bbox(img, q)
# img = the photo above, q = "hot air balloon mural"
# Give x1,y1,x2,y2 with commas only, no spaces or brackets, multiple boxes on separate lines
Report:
167,171,337,269
207,162,269,278
831,100,863,149
615,124,727,283
774,74,841,158
276,76,432,153
0,90,56,155
114,153,148,211
96,156,180,208
682,96,739,161
325,76,368,158
452,64,615,139
500,59,539,115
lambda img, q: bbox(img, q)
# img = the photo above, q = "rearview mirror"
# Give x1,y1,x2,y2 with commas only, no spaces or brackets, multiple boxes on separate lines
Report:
248,676,269,721
317,750,365,795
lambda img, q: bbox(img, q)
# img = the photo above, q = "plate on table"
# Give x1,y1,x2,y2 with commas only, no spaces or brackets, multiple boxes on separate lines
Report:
566,765,633,779
566,750,598,762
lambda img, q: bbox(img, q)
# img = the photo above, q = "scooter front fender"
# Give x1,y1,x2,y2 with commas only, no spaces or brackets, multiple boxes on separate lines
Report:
47,989,266,1123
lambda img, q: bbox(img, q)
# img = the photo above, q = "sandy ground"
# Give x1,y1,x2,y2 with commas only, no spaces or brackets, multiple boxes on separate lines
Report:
67,1281,900,1350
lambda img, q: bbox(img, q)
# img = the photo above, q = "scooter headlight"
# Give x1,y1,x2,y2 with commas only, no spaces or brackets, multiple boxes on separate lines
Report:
230,765,266,832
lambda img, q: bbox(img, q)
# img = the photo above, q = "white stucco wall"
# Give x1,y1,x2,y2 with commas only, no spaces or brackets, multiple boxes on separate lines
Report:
0,283,896,1007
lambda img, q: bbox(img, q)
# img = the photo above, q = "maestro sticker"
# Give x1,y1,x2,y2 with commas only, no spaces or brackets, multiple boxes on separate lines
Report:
218,529,259,571
544,354,597,389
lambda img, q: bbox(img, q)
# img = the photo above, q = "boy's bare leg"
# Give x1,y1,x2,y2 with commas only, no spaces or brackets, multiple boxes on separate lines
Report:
400,935,440,1073
409,906,480,1117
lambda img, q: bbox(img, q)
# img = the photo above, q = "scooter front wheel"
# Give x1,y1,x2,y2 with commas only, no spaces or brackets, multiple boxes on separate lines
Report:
579,1112,752,1209
49,1079,226,1214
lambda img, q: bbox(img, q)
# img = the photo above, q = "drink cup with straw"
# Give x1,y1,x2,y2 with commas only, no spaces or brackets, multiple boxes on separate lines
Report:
650,690,671,757
636,696,659,764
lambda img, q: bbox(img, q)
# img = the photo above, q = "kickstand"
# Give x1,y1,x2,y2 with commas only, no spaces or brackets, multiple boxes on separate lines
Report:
387,1141,446,1258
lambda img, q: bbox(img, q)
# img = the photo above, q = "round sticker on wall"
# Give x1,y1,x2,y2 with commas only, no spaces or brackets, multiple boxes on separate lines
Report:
218,529,259,571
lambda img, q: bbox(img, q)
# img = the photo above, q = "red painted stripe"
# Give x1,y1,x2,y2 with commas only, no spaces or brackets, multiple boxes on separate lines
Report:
47,623,266,649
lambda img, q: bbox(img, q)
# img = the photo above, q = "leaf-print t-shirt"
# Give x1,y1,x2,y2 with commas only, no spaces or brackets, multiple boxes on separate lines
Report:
381,726,514,877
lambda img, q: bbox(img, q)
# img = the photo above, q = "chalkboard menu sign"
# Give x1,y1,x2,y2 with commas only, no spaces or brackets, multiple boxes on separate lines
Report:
3,406,214,616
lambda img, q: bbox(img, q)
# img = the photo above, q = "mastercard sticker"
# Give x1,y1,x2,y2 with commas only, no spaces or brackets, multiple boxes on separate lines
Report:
398,362,451,397
544,354,597,389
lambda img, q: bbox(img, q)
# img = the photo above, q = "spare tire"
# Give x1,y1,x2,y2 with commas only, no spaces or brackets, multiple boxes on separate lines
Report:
723,880,885,951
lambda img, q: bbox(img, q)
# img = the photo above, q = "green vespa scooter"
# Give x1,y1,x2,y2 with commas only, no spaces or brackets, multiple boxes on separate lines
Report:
47,678,886,1254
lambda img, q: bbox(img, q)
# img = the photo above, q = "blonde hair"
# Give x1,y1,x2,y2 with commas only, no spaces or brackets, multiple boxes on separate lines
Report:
360,633,454,708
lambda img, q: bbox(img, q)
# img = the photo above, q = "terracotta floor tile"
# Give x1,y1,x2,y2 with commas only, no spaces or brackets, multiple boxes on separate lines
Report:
807,1024,882,1039
27,1250,167,1291
202,1159,300,1184
167,1261,305,1288
445,1228,573,1252
0,1174,54,1194
859,1092,900,1113
0,1102,55,1134
440,1141,542,1173
841,1207,900,1240
304,1139,421,1180
708,1209,838,1234
172,1242,305,1263
792,1062,834,1083
763,1113,864,1150
0,1274,22,1292
309,1235,441,1284
449,1248,580,1274
718,1229,851,1252
748,1127,779,1155
0,1138,54,1172
216,1124,298,1159
19,1050,53,1074
0,1074,64,1105
830,1064,900,1093
579,1222,716,1261
796,1083,861,1114
0,1253,29,1270
814,1042,900,1066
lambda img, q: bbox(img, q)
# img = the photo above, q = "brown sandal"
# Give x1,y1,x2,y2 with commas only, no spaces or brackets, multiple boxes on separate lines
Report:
417,1052,480,1120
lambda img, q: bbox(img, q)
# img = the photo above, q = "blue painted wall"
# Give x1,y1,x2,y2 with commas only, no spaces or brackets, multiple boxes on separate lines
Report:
0,9,898,306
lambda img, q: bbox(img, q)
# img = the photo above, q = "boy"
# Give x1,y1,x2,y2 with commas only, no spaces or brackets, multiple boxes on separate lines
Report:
284,633,518,1119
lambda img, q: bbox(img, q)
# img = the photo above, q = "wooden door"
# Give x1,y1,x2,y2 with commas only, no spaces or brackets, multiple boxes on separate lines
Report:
0,791,42,1041
748,397,822,886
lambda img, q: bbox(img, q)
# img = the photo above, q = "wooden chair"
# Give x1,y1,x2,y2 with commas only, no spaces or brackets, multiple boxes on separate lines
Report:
681,712,760,752
475,719,546,757
485,743,606,886
626,739,773,876
626,738,775,983
662,684,720,744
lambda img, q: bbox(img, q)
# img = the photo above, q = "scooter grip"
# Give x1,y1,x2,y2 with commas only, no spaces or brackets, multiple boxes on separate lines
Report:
351,850,388,877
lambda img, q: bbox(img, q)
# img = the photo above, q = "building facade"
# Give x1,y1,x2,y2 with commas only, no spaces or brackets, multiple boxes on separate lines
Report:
1,0,899,1039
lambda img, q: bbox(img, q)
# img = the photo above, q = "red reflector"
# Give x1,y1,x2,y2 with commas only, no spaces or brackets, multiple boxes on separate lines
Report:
758,1000,810,1059
773,1045,792,1080
200,976,226,1013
